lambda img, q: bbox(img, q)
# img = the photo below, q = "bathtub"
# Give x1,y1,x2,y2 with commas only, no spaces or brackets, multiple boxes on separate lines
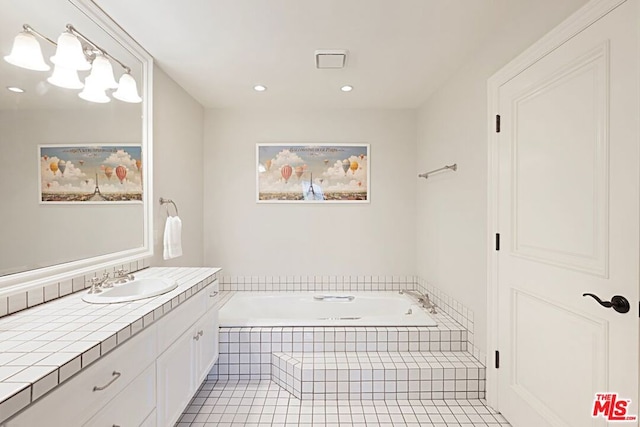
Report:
219,292,437,327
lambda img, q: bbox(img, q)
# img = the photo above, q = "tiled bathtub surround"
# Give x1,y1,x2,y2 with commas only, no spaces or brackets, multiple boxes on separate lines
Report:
210,310,469,381
272,351,485,401
415,278,483,364
219,275,479,361
0,267,220,424
0,258,152,320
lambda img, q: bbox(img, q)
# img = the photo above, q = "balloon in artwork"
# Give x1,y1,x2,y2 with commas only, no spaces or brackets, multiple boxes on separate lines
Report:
281,164,293,183
115,165,127,183
350,161,358,174
342,159,350,175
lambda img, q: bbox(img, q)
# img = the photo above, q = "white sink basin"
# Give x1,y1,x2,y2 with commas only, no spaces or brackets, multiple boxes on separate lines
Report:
82,277,178,304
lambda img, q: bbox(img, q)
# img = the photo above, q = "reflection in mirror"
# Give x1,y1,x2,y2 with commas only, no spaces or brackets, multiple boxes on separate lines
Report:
0,0,151,283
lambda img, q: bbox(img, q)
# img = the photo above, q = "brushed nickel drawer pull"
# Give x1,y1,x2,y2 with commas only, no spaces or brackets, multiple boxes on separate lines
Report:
193,334,200,341
209,291,219,297
93,371,121,392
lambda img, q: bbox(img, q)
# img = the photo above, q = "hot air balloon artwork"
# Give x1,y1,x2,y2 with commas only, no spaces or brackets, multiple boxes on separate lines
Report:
342,159,350,175
39,144,143,203
256,143,369,202
350,161,358,174
115,165,127,184
281,164,293,183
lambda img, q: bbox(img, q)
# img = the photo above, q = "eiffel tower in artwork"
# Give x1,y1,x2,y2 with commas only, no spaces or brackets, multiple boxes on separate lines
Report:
89,173,106,201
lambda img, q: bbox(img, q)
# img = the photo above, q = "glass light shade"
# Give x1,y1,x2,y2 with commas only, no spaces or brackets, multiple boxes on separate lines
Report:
89,54,119,89
4,31,50,71
50,31,91,71
47,63,84,89
78,75,110,103
113,72,142,103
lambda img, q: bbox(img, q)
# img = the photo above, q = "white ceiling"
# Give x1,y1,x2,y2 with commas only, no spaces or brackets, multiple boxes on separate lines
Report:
93,0,589,109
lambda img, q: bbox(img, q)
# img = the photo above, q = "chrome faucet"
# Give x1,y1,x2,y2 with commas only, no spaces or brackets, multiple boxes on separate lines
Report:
400,289,438,314
86,273,109,294
112,268,135,284
102,269,135,288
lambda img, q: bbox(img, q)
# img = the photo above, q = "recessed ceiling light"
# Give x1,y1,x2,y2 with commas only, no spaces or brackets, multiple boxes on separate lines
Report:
340,85,353,92
253,85,267,92
7,86,25,93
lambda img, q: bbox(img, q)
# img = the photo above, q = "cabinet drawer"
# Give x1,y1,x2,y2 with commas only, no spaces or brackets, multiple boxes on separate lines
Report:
6,325,156,426
156,283,211,352
83,363,155,427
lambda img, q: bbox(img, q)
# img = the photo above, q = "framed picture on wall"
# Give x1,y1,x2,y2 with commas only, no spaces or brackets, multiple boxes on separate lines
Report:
256,143,370,203
38,144,143,203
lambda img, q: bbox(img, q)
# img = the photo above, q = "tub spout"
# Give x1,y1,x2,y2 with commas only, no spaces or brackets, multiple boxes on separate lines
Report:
400,289,437,314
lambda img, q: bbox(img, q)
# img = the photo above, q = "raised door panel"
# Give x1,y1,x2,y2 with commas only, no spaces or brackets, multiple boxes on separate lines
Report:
195,308,219,385
511,43,609,277
156,329,196,427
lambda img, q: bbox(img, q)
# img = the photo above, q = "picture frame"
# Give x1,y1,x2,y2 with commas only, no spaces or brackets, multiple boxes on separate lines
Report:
39,144,143,203
256,143,370,203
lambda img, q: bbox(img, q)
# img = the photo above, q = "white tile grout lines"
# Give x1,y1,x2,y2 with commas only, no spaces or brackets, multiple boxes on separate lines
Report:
176,379,511,426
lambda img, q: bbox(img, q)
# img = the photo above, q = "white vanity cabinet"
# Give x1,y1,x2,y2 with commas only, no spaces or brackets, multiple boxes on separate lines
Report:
3,325,157,427
2,279,220,427
156,282,219,427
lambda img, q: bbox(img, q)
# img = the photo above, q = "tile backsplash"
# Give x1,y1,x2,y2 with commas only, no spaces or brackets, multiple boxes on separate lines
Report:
220,275,415,292
0,258,151,320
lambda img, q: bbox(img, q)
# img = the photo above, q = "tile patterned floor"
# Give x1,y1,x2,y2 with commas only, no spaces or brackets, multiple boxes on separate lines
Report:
176,380,511,427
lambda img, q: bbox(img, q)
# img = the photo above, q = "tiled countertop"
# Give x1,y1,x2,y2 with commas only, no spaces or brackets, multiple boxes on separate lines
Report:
0,266,221,424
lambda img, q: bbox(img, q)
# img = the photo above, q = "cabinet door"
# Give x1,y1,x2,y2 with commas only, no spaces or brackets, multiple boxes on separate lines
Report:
156,330,196,427
195,308,219,385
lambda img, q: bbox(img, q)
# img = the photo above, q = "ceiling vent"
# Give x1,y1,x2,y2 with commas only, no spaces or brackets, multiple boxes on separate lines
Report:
315,49,348,69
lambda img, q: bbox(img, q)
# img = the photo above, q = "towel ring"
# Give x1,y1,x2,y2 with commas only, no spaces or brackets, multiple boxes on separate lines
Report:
159,197,179,217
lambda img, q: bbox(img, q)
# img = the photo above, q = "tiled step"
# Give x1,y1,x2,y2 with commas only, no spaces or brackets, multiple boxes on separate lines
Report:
272,351,485,401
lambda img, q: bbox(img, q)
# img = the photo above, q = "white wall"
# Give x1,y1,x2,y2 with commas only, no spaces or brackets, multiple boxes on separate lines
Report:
151,66,205,267
415,0,589,356
203,108,416,277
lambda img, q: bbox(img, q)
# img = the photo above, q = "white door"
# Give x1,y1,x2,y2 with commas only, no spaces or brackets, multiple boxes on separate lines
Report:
492,1,639,426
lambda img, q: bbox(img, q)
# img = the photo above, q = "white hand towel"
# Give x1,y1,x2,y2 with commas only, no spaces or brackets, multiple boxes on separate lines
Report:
163,216,183,260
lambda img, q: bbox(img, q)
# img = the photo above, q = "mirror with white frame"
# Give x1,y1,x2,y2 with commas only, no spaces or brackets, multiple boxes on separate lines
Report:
0,0,153,289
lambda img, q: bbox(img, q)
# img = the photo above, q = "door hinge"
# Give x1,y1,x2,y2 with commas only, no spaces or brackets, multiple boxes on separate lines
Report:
495,350,500,369
495,233,500,251
495,114,501,133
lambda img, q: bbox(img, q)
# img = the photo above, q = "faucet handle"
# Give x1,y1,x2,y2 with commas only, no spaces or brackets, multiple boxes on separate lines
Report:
87,275,103,285
86,275,103,294
114,268,128,278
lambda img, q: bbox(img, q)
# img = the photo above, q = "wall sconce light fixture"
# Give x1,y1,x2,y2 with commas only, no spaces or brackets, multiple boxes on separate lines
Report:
4,24,142,104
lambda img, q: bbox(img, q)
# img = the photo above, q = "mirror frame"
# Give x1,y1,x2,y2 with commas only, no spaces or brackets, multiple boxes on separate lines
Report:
0,0,154,293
